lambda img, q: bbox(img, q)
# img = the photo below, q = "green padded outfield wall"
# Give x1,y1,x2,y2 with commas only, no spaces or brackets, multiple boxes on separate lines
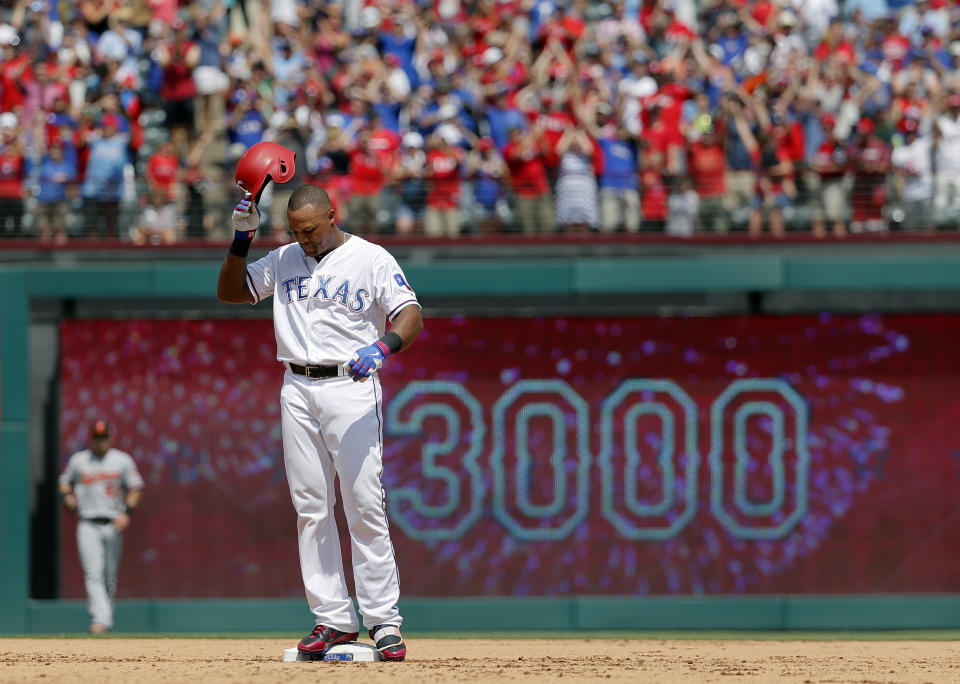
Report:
5,257,960,633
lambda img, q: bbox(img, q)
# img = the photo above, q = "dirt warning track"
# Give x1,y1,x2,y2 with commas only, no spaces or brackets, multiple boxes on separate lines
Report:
1,637,958,683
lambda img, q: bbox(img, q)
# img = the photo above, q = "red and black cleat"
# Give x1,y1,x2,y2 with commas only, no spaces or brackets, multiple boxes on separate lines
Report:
370,624,406,661
297,624,359,659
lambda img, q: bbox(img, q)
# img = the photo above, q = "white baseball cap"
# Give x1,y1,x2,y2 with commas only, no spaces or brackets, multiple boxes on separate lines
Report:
482,47,503,66
0,24,19,46
0,112,18,129
778,10,798,26
437,123,460,145
360,6,381,29
438,103,458,121
402,131,424,148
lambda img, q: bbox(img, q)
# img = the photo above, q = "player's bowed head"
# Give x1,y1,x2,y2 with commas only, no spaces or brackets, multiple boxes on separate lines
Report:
286,184,345,260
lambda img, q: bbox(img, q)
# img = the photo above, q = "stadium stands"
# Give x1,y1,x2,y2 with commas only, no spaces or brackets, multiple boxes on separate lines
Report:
0,0,957,241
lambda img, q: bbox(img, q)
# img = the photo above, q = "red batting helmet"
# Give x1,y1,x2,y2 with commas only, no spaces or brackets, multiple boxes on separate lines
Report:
235,141,297,203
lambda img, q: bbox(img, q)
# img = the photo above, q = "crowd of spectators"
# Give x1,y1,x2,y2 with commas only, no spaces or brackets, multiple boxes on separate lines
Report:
3,0,960,242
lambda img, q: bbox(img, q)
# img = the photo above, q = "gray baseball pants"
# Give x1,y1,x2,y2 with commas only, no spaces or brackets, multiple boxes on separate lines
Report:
77,520,123,628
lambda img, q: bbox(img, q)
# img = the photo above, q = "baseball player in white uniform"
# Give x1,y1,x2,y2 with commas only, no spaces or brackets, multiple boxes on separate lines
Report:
217,145,422,662
59,420,144,634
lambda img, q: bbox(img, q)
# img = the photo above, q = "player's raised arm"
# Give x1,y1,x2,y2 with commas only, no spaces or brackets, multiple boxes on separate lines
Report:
218,142,297,304
217,191,258,304
345,304,424,382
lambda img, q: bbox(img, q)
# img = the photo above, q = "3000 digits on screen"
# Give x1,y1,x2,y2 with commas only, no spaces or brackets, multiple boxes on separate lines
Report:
387,377,809,543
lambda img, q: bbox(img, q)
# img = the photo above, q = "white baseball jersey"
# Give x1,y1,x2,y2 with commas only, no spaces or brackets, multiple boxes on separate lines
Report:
244,234,420,365
244,231,418,633
936,114,960,173
59,448,143,520
891,135,933,202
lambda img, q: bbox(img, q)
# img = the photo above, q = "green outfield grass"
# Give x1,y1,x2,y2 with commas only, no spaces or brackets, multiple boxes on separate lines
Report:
6,630,960,641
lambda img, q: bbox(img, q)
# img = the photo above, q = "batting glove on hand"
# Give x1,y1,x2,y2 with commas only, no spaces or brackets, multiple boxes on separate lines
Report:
233,191,260,239
344,341,391,382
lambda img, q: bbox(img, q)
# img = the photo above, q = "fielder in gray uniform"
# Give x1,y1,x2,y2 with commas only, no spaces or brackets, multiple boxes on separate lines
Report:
59,420,144,634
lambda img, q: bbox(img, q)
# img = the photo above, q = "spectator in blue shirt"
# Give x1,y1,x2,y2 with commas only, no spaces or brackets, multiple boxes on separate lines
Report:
595,124,640,233
270,37,307,107
715,12,748,69
35,138,77,244
717,92,757,220
485,88,527,151
81,114,128,239
227,89,268,152
464,137,508,233
844,0,888,21
379,12,418,89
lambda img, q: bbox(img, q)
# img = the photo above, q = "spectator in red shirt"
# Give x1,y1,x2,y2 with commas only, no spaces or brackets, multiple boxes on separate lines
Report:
25,62,68,121
145,141,180,203
536,1,585,50
147,0,177,27
503,123,555,233
881,21,912,71
524,92,575,191
810,112,849,238
748,0,776,31
0,112,25,237
640,146,667,231
367,113,401,168
849,117,890,233
814,19,855,64
0,41,32,115
155,19,200,150
423,132,462,237
347,126,386,234
687,121,729,232
643,104,685,176
663,9,696,44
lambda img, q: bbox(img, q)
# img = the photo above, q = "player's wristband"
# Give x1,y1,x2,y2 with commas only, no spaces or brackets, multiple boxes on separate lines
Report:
124,505,135,515
378,331,403,355
229,235,253,258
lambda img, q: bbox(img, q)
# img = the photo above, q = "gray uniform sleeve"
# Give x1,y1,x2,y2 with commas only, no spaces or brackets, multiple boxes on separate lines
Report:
123,454,144,490
58,453,78,488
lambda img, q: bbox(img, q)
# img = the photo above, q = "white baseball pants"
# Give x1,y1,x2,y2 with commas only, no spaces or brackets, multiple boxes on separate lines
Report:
77,520,122,628
280,371,402,632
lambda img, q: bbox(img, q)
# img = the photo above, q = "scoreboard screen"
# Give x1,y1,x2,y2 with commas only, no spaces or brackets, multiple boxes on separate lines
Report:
59,314,960,598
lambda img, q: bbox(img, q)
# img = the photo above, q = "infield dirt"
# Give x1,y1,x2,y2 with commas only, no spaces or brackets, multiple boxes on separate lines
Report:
1,637,958,683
